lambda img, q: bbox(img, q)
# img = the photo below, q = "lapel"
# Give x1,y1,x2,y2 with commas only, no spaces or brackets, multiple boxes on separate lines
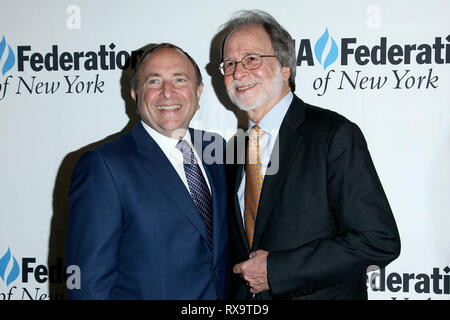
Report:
252,95,307,249
131,123,211,253
189,128,222,261
230,132,250,253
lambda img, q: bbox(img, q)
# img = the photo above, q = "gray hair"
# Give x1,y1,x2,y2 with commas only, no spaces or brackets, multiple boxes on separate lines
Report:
130,43,203,90
219,10,296,92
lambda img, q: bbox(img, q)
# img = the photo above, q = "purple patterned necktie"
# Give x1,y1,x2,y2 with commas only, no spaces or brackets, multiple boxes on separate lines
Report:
176,140,213,248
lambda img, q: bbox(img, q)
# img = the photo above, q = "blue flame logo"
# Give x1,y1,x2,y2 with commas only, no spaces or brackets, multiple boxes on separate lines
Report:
0,35,16,75
0,248,20,286
314,28,339,70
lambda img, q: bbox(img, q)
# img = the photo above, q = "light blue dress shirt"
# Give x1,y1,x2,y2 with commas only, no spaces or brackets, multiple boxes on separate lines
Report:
237,92,293,221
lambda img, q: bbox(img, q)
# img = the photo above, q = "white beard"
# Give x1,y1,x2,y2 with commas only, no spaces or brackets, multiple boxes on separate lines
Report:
227,65,285,111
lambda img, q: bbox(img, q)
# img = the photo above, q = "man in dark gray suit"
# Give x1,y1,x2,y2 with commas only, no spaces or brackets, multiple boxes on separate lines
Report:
220,10,400,300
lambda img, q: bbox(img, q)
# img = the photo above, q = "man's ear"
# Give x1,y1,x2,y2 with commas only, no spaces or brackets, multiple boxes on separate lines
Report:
281,66,290,82
197,82,204,100
196,83,204,110
131,89,139,114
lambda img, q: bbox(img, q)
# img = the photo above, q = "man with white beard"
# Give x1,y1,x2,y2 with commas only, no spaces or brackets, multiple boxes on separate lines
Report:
220,10,401,300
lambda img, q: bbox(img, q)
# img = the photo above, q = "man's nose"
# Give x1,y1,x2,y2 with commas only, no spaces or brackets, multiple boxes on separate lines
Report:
161,82,173,98
232,62,248,80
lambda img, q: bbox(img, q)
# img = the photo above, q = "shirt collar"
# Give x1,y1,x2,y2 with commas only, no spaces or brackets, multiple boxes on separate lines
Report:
248,91,293,136
141,120,192,150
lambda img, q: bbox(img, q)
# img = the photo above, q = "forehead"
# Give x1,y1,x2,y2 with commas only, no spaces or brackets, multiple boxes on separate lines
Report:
139,48,196,78
224,24,273,58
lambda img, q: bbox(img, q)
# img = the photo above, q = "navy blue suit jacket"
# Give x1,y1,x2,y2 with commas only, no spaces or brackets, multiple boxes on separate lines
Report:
66,122,229,299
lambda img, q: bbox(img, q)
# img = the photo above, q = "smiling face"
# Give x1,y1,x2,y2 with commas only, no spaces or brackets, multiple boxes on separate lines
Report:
131,47,203,138
223,24,291,123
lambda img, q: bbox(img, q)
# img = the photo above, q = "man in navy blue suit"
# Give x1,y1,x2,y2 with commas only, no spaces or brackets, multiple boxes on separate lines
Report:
66,43,229,299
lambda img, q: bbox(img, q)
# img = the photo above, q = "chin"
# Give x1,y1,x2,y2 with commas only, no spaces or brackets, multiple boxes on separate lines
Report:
236,103,260,111
231,95,265,112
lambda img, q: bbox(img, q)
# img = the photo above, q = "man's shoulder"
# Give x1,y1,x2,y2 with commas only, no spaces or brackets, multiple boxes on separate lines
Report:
79,129,136,165
295,99,359,136
303,101,351,126
95,130,135,154
298,101,367,150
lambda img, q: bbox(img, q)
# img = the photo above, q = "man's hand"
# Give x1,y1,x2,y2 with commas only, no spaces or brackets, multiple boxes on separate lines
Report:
233,249,269,294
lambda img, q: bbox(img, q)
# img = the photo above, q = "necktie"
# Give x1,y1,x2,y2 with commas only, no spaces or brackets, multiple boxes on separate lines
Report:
176,140,213,249
244,125,264,249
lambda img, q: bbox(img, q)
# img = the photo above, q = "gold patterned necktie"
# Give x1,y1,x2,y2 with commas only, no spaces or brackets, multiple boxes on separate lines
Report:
244,125,264,249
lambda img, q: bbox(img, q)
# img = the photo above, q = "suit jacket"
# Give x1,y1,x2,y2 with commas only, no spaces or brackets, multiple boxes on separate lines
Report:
66,122,229,299
226,95,400,300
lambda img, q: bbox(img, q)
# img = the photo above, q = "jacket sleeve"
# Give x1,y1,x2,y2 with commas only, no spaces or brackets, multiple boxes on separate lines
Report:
65,150,123,299
267,122,401,299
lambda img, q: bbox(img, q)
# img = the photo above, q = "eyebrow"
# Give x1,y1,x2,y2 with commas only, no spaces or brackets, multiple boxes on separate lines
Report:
223,51,260,61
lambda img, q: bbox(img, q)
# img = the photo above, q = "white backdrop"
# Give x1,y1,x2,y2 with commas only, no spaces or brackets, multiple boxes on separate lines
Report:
0,0,448,300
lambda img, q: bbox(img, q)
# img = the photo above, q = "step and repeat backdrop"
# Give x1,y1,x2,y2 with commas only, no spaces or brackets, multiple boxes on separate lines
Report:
0,0,448,300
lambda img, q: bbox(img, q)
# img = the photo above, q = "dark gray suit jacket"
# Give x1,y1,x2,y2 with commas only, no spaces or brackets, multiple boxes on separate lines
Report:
226,95,400,300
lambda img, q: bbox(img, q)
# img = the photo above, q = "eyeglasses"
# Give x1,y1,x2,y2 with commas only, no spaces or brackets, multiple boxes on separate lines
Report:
219,54,276,76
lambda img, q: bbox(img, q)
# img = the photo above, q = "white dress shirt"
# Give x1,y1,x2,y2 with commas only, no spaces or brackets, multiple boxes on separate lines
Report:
237,92,293,221
141,121,211,193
